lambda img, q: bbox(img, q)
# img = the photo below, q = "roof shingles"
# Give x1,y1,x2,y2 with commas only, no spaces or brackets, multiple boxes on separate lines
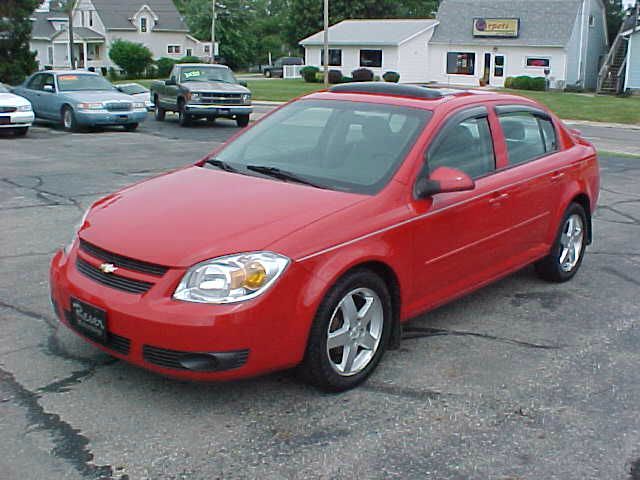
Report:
300,19,439,46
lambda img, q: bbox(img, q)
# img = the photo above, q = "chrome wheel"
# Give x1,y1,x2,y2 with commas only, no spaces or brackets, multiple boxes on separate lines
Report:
63,109,73,129
559,213,584,272
326,288,384,376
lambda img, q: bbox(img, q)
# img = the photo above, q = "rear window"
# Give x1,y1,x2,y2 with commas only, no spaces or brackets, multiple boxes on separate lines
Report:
499,112,557,165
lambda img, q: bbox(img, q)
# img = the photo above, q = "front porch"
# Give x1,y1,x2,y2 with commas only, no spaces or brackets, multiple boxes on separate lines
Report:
51,27,105,69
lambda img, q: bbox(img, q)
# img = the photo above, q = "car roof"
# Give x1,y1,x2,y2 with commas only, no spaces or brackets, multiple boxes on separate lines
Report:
303,83,540,112
45,70,99,76
177,63,229,69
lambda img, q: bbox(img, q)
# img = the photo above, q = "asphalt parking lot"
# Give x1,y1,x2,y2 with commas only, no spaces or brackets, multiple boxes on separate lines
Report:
1,113,640,480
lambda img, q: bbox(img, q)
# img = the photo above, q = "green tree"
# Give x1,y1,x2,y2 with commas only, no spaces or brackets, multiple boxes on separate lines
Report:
109,39,154,78
606,0,626,44
0,0,40,84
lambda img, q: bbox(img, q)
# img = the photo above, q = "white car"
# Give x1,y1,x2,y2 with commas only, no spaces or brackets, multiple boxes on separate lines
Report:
115,83,154,110
0,83,35,136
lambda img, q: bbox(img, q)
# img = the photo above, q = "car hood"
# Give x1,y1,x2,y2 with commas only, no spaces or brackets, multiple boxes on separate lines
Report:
62,91,137,103
0,92,30,107
79,166,367,267
180,81,250,94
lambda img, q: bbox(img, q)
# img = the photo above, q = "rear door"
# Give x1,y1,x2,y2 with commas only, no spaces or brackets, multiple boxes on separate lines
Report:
493,105,566,263
19,74,46,115
409,106,516,311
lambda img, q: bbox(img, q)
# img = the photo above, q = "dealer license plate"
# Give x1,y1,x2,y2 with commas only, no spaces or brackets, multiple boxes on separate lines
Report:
70,297,107,343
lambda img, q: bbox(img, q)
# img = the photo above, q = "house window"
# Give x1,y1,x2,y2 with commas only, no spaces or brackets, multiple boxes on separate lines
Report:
320,48,342,66
89,11,93,27
167,45,181,54
446,52,475,75
360,49,382,68
47,46,53,65
186,48,192,57
204,45,210,54
526,57,551,68
589,15,595,27
140,17,147,32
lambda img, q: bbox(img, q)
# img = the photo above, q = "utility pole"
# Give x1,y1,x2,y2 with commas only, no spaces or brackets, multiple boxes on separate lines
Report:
323,0,329,86
211,0,216,63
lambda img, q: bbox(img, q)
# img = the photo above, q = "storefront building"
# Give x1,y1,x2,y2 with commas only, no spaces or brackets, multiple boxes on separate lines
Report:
428,0,609,89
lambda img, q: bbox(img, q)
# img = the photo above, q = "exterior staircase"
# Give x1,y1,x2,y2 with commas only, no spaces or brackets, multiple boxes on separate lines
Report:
597,4,639,94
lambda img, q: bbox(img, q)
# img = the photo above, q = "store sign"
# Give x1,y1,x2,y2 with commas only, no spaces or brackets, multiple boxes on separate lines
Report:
473,18,520,38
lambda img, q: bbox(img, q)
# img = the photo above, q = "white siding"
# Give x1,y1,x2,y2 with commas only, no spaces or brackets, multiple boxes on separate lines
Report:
303,45,399,78
427,44,567,88
31,39,51,68
627,31,640,90
396,29,434,82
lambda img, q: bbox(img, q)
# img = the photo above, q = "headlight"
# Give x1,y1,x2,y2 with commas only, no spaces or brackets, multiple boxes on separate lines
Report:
64,207,91,254
191,93,200,100
173,252,290,304
133,102,145,109
242,93,251,104
17,104,32,112
78,102,104,110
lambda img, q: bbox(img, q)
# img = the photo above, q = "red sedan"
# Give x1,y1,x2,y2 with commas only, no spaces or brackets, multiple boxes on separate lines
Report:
49,83,600,391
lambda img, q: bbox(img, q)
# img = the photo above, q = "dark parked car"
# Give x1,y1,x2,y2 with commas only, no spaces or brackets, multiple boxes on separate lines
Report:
263,57,304,78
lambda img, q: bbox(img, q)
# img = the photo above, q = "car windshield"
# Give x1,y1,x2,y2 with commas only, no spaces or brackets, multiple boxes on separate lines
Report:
0,84,8,93
57,74,115,92
180,66,236,83
214,99,432,194
118,84,147,95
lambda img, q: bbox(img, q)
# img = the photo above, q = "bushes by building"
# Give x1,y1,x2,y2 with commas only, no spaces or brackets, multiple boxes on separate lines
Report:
383,71,400,83
300,66,320,82
505,75,547,91
352,68,374,82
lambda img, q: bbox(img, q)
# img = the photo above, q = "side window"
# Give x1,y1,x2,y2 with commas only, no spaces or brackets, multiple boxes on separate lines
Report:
498,112,551,165
42,74,55,91
27,74,44,90
428,115,495,179
169,66,177,81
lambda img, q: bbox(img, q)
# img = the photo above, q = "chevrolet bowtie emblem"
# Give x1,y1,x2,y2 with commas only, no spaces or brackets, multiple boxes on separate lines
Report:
99,263,118,274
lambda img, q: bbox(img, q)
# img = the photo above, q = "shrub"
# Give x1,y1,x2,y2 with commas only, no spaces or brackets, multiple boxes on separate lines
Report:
108,39,153,79
383,71,400,83
178,55,201,64
504,77,514,89
156,57,177,78
328,69,343,84
530,77,546,91
107,67,120,82
352,68,374,82
564,83,585,93
300,66,320,83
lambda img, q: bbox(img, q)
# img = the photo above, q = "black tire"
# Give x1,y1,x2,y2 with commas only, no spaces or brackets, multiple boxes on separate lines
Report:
124,123,139,132
299,269,392,392
264,70,272,78
178,100,191,127
154,98,165,121
13,127,28,137
236,114,250,128
61,106,79,132
535,202,588,282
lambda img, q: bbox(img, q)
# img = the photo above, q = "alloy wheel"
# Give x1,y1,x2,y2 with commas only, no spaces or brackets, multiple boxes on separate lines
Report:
326,288,384,376
559,213,584,272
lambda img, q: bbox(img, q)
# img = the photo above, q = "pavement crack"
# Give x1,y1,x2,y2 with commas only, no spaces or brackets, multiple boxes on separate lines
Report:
402,326,564,350
361,383,446,401
602,267,640,287
0,367,115,479
3,177,85,213
0,300,57,330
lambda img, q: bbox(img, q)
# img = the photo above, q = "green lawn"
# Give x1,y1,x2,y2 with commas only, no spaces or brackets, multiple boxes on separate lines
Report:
246,79,325,102
498,89,640,125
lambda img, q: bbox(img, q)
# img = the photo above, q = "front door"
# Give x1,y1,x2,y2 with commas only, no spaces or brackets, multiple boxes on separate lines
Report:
408,107,514,312
483,53,506,86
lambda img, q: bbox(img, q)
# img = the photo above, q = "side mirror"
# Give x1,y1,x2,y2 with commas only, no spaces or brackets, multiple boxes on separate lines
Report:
238,80,248,87
43,84,55,93
166,77,176,86
415,166,475,198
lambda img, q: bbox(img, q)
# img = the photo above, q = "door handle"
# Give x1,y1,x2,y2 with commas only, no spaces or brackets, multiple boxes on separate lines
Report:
489,193,510,206
551,172,565,183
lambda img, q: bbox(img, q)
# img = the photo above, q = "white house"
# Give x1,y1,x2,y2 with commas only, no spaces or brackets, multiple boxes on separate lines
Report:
429,0,609,89
623,5,640,91
30,0,212,71
300,0,608,89
299,19,439,83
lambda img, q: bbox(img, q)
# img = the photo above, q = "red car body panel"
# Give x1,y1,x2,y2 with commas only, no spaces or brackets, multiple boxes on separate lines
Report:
49,89,600,381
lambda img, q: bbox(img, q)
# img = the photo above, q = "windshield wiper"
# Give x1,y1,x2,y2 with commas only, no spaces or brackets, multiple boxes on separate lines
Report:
246,165,325,189
204,158,241,173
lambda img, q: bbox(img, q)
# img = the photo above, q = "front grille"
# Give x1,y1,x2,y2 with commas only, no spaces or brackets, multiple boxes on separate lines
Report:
79,239,168,277
198,93,243,105
105,102,132,111
143,345,250,371
76,257,154,294
64,310,131,355
0,106,17,113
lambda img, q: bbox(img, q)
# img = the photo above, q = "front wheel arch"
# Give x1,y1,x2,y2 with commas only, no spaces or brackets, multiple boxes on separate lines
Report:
571,193,592,245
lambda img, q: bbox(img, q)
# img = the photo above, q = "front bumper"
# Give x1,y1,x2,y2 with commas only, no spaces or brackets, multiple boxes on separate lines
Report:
185,104,252,117
75,109,148,126
0,110,34,128
49,243,315,382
